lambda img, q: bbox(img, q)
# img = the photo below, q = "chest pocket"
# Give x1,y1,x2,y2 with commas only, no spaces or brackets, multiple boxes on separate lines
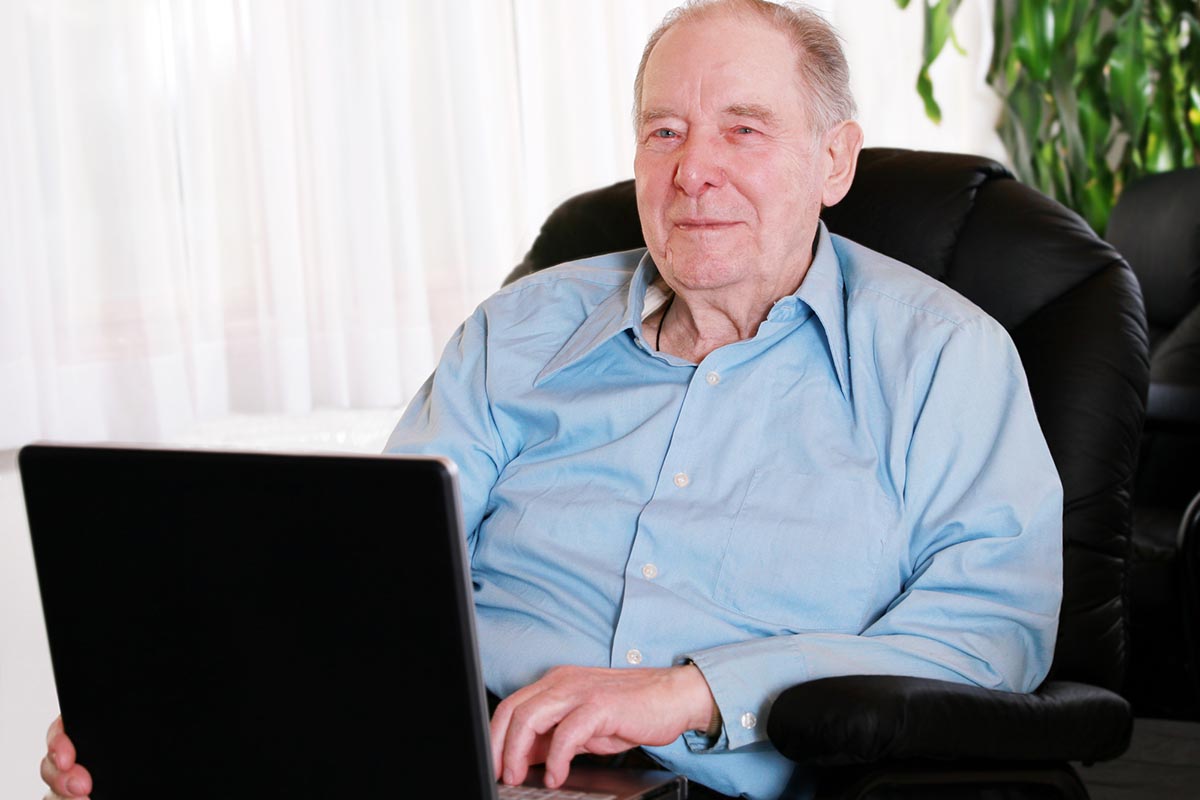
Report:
714,470,897,633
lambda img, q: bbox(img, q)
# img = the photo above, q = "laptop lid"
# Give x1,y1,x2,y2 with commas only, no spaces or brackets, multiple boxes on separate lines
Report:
21,443,496,799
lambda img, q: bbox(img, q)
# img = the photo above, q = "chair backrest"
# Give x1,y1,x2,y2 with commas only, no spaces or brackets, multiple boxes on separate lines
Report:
510,147,1149,692
1106,166,1200,384
1106,167,1200,506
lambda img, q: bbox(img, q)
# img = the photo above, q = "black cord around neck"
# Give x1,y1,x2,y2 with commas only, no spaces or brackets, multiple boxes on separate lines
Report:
656,293,675,351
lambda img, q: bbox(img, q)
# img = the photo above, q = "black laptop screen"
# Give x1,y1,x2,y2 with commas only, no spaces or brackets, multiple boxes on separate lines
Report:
21,445,494,799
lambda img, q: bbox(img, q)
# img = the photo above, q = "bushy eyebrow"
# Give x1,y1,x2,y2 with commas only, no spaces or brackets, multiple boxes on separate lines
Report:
636,103,780,129
637,108,677,129
724,103,778,126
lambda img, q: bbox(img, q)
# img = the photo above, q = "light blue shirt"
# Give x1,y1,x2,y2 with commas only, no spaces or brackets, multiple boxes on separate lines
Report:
384,223,1063,800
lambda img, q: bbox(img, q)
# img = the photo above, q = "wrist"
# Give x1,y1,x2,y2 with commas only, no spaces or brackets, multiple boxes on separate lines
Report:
677,662,720,735
701,703,723,738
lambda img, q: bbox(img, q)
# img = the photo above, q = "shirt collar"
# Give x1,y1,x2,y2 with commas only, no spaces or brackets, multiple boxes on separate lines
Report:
536,221,850,396
535,256,658,384
795,221,851,399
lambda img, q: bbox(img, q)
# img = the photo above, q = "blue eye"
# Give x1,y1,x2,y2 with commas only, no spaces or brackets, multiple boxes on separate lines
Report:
653,129,678,138
735,126,755,134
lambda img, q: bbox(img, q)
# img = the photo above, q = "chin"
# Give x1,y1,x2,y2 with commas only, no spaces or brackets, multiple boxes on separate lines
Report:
661,252,746,291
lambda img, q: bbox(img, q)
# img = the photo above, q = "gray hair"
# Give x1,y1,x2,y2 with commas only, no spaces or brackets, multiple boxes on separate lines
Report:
632,0,857,135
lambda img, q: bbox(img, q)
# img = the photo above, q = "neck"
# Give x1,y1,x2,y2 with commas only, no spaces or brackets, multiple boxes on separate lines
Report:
665,299,766,361
656,267,810,363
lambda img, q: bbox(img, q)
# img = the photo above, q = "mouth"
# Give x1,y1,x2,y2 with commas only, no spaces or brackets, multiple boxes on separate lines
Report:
673,219,740,231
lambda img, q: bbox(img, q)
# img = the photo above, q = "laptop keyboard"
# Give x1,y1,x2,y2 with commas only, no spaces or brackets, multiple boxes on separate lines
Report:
497,785,617,800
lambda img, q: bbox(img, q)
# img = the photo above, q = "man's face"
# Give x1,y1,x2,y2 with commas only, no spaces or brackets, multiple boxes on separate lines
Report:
634,12,834,296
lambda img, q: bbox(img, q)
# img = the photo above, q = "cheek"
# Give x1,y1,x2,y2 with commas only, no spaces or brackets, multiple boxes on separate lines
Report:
634,145,683,185
634,187,661,235
634,163,675,236
734,157,820,224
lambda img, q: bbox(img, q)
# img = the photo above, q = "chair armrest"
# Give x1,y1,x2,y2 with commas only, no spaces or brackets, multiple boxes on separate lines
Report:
766,676,1132,766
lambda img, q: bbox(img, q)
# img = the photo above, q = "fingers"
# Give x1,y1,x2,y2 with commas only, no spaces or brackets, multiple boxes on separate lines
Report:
499,692,566,786
542,705,603,788
489,683,529,780
43,716,92,798
489,697,514,779
46,716,75,768
41,752,92,798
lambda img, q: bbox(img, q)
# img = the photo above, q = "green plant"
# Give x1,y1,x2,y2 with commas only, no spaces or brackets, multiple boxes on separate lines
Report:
900,0,1200,234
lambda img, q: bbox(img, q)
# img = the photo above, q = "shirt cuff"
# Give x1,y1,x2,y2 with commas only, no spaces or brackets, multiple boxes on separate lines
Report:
679,640,795,751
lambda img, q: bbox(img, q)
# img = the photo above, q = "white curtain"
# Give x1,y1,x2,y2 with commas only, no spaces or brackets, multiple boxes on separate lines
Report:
0,0,999,450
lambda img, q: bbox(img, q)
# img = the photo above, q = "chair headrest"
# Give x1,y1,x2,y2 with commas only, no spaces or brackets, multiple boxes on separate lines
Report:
1106,167,1200,329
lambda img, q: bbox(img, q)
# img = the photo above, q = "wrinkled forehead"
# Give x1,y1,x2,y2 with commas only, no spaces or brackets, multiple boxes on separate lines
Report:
638,11,808,122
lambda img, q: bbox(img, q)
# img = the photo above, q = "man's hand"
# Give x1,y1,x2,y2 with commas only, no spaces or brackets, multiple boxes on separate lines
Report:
41,716,92,799
490,663,715,789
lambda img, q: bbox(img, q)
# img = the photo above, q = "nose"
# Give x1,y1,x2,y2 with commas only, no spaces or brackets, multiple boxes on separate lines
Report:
674,133,727,197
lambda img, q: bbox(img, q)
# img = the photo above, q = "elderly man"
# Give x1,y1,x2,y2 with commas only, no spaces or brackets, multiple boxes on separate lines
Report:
41,1,1062,799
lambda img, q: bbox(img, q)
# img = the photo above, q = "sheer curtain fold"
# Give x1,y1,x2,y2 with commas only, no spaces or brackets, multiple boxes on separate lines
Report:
0,0,1001,450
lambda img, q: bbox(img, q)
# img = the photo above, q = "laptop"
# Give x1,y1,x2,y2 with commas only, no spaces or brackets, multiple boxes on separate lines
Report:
20,443,686,800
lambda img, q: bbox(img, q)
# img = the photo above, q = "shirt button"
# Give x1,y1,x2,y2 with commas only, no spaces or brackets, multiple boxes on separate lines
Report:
626,649,643,665
706,371,721,385
673,472,690,488
740,711,757,729
641,563,659,579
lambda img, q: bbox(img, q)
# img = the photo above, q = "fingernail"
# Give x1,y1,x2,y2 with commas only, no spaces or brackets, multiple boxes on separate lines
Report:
67,776,86,795
48,750,60,770
503,770,515,785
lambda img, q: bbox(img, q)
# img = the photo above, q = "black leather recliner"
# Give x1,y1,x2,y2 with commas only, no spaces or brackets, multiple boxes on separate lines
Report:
1105,166,1200,721
509,148,1149,799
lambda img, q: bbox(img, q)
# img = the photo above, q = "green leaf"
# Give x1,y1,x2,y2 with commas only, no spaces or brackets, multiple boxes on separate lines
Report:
1013,0,1054,83
948,21,967,56
1001,76,1048,187
1051,71,1089,185
1077,84,1113,170
916,70,943,124
894,0,913,8
913,0,965,124
1052,0,1083,51
1107,0,1152,148
987,0,1013,89
1074,13,1108,72
1078,176,1113,235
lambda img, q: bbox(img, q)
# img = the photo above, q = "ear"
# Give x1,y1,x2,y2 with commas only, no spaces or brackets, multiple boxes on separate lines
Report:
820,120,864,207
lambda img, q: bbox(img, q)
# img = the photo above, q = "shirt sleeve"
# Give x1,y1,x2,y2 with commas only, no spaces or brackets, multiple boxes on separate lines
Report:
682,319,1064,753
383,306,510,547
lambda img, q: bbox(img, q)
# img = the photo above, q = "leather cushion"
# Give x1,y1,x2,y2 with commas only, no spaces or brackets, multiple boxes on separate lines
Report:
767,676,1133,766
1106,166,1200,331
